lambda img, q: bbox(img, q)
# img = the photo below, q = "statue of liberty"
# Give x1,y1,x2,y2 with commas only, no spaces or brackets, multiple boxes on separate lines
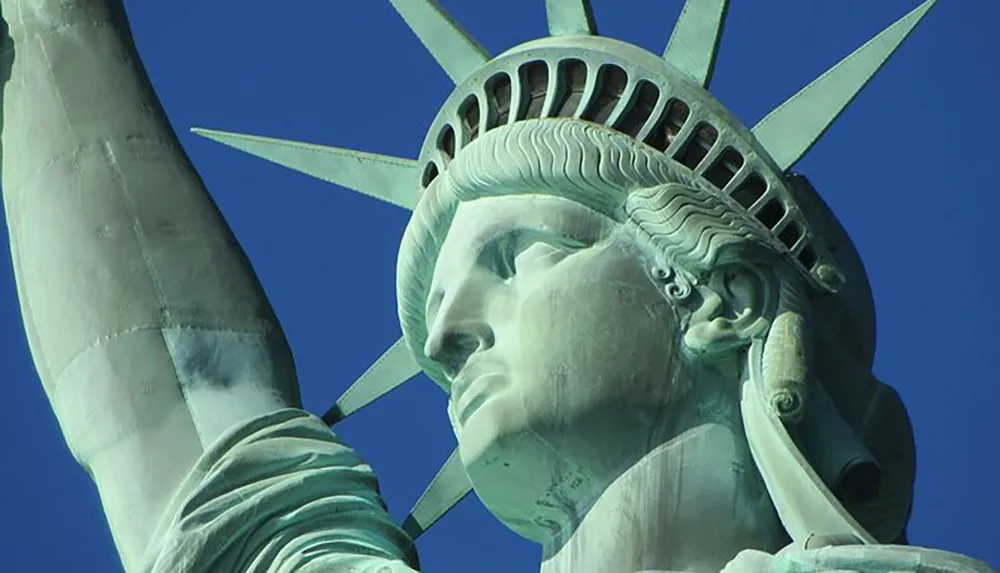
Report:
0,0,994,571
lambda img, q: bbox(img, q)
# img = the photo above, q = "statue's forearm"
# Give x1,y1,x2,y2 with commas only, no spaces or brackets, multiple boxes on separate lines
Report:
1,1,300,569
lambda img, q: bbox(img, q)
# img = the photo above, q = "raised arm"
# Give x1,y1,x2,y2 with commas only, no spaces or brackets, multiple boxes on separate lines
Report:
0,0,300,569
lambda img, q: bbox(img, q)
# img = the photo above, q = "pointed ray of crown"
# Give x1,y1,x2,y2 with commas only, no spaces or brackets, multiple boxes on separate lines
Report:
402,447,473,540
322,338,421,425
191,128,419,209
191,0,941,539
545,0,598,36
386,0,490,84
663,0,729,88
752,0,939,170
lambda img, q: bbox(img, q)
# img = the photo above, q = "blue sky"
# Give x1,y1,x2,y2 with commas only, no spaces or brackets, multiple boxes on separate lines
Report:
1,1,997,571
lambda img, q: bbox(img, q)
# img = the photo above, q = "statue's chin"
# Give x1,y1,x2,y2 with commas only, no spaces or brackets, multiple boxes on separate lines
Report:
459,416,601,544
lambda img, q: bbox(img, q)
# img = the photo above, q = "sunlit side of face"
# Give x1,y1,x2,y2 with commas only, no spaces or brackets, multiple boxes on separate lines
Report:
424,194,686,541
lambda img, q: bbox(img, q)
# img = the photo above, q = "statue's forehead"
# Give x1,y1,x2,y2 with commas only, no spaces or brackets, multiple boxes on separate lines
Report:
439,194,616,256
427,195,617,299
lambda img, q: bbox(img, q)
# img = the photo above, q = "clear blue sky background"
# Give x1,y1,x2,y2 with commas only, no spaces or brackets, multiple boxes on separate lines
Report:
0,1,997,571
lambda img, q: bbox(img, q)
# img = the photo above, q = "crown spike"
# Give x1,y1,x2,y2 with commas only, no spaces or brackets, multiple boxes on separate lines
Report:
386,0,490,84
322,338,421,425
545,0,598,36
401,447,473,539
663,0,730,88
752,0,940,171
191,128,418,209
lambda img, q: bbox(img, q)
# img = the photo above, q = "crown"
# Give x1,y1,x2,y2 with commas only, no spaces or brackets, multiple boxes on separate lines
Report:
416,33,847,292
192,0,938,542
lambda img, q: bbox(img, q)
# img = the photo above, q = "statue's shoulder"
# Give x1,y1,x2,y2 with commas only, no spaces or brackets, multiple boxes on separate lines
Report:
144,409,420,573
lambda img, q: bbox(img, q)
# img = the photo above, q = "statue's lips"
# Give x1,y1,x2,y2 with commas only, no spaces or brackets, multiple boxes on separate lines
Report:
454,372,507,426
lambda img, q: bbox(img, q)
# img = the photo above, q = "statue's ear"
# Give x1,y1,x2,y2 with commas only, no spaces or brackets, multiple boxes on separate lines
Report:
682,265,770,356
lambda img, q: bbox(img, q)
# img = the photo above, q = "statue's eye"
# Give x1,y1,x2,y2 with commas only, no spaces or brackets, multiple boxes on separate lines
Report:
482,230,586,280
512,242,572,274
485,231,585,280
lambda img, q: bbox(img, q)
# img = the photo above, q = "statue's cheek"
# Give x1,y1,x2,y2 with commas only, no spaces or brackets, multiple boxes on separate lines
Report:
506,271,675,406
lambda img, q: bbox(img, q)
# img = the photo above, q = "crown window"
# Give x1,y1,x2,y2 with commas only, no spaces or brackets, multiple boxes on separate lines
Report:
704,148,744,189
486,73,513,131
675,123,718,170
731,173,766,209
615,80,659,138
438,124,456,161
644,99,690,151
519,61,550,120
755,198,786,230
777,222,803,250
459,95,481,144
422,162,439,188
553,59,588,117
797,245,817,270
581,64,628,124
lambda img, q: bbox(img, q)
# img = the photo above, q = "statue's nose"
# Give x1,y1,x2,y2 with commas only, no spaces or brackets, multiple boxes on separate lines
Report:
424,295,495,379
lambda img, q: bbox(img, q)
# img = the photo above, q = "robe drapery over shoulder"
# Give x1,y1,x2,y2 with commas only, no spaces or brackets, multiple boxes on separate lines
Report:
145,409,419,573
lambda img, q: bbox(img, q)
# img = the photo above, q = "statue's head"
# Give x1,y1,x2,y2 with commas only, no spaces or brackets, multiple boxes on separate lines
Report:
394,30,918,546
407,120,784,541
198,0,935,555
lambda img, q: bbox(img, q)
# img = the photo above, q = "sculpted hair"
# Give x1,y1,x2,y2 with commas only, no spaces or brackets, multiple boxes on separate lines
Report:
435,119,780,275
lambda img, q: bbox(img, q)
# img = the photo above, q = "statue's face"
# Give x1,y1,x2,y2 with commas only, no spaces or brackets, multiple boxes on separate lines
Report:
425,194,685,539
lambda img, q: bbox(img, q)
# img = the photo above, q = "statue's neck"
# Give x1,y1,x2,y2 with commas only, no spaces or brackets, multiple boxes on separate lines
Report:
539,374,785,573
